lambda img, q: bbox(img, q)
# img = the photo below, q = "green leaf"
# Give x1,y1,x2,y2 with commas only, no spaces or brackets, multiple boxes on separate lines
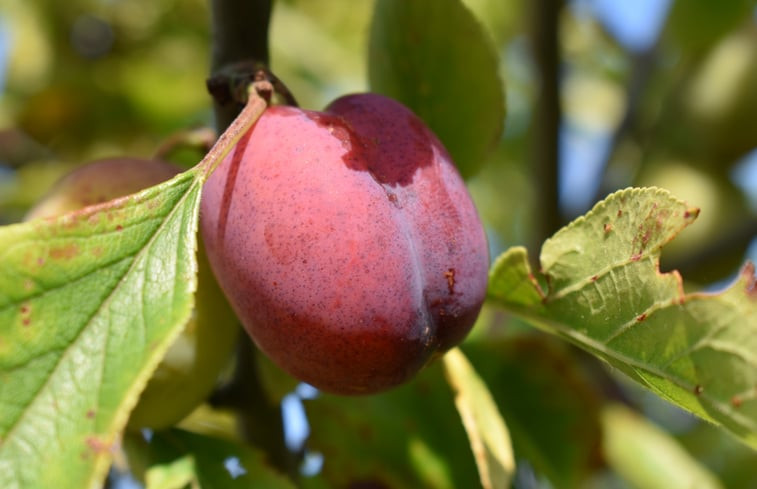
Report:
666,0,756,57
488,187,757,448
465,336,603,488
305,362,481,489
145,455,197,489
442,348,515,489
602,403,724,489
368,0,505,178
124,428,296,489
0,168,203,489
677,419,757,488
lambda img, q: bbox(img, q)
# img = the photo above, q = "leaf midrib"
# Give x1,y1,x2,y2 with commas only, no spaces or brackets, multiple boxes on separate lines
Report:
0,175,199,484
491,300,757,434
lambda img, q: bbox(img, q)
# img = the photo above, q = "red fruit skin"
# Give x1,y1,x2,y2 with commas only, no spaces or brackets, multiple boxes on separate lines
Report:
201,93,488,394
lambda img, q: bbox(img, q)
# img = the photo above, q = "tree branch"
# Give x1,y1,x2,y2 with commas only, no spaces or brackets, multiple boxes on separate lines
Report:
209,0,272,131
529,0,564,252
206,0,297,478
209,334,298,475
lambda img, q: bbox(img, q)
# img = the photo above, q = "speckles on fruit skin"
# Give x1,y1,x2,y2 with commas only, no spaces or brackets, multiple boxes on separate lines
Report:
201,93,488,394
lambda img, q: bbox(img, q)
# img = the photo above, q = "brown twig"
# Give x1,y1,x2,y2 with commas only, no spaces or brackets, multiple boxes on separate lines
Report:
197,80,272,179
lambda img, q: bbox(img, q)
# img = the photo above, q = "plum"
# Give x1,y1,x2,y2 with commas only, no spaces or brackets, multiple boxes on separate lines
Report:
25,158,181,219
27,157,239,428
201,93,489,394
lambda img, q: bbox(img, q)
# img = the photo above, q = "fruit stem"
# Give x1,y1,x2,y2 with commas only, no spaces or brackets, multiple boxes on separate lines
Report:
207,64,299,108
196,81,272,181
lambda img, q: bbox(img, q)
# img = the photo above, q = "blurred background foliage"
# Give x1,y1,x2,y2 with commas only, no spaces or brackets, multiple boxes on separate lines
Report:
1,0,756,488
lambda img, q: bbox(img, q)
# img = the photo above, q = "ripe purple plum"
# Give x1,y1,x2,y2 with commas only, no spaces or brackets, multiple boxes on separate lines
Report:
201,93,489,394
27,157,239,428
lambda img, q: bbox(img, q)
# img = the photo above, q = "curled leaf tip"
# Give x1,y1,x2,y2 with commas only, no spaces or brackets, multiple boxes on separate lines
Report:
683,207,700,220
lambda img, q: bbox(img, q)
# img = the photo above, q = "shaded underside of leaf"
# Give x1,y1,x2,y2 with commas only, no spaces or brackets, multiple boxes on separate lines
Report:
368,0,505,178
0,169,203,489
305,361,481,489
464,336,604,488
488,187,757,448
123,428,296,489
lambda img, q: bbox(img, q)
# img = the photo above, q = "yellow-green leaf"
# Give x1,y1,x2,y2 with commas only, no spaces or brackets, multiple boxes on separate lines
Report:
488,187,757,448
443,348,515,489
0,169,203,489
602,403,724,489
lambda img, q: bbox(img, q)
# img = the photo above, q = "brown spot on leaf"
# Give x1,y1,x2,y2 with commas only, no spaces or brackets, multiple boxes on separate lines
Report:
20,304,31,326
630,203,674,259
731,396,742,408
617,209,623,217
115,224,123,232
49,244,79,260
694,385,704,396
590,275,599,282
86,436,113,454
640,229,652,246
603,223,612,234
86,409,96,419
683,207,700,220
636,313,647,322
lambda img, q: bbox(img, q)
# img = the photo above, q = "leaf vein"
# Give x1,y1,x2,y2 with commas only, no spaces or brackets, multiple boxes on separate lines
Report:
511,308,757,434
0,178,196,462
